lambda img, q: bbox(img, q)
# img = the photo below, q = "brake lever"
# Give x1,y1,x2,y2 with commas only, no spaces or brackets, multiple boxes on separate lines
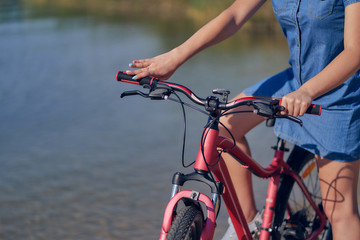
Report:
274,114,303,126
121,84,173,100
120,90,150,98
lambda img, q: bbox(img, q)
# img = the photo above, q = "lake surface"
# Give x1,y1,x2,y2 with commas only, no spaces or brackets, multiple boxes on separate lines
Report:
0,2,309,240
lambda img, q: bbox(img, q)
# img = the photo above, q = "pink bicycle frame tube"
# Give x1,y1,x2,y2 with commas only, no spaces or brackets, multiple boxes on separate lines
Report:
260,175,280,240
217,136,284,178
194,128,220,171
260,150,284,240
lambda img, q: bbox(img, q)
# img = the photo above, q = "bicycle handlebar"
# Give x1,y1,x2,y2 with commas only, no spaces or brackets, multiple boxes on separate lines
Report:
117,71,322,123
117,71,206,104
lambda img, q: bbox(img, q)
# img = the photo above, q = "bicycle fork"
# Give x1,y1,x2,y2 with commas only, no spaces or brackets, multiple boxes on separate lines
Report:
159,118,225,240
159,170,223,240
169,171,223,216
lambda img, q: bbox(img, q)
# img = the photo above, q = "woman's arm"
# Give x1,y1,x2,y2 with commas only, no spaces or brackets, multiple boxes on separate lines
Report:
281,2,360,116
126,0,266,80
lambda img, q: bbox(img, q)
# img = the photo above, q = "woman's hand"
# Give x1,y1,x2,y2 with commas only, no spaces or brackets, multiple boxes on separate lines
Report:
126,48,183,80
281,88,314,117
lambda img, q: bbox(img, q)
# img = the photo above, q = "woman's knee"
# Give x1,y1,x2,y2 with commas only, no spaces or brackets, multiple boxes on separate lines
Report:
219,110,264,139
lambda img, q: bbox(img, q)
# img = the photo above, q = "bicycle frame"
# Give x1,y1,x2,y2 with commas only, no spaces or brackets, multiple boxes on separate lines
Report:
159,116,327,240
116,71,325,240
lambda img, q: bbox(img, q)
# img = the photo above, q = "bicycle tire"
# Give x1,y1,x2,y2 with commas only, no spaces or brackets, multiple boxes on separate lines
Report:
272,145,332,240
166,204,204,240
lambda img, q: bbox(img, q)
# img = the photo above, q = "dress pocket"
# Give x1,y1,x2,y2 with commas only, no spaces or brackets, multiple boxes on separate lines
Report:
271,0,289,14
309,0,335,19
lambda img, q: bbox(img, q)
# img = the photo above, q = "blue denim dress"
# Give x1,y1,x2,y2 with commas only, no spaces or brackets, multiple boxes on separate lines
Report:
244,0,360,161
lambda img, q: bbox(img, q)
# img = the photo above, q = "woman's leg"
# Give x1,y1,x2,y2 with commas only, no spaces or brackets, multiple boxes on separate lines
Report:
316,156,360,240
219,92,265,222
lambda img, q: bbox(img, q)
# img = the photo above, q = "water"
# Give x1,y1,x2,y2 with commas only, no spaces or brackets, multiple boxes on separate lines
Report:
0,3,295,240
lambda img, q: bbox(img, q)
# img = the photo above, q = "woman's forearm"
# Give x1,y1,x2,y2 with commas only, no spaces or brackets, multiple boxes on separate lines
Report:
300,3,360,100
174,0,265,66
301,48,360,100
126,0,265,80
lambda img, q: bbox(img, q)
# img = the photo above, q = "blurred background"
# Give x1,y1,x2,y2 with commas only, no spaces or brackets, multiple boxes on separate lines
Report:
0,0,298,239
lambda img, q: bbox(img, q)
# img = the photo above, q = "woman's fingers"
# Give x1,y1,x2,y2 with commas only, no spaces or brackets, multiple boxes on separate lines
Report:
125,67,151,79
280,96,291,115
125,59,153,79
129,59,150,68
281,90,313,117
298,101,310,117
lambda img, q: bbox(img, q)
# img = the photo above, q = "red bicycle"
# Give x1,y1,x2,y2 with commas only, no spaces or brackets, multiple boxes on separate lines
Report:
117,71,331,240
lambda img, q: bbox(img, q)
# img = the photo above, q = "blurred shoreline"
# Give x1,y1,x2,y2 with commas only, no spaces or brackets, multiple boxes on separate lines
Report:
24,0,282,35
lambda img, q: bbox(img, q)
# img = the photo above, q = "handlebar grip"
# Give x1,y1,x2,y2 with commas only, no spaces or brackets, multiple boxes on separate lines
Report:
305,104,322,115
279,99,322,116
116,71,158,86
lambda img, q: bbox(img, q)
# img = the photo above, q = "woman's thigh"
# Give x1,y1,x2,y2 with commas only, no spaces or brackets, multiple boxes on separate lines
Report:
219,92,265,139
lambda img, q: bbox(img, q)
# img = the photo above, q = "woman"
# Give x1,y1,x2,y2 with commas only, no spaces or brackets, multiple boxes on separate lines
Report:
126,0,360,239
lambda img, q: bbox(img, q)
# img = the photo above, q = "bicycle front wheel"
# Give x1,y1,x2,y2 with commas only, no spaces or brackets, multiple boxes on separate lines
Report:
272,145,332,240
166,204,204,240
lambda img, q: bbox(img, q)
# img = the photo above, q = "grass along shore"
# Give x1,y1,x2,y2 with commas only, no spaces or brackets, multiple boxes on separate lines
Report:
25,0,282,35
